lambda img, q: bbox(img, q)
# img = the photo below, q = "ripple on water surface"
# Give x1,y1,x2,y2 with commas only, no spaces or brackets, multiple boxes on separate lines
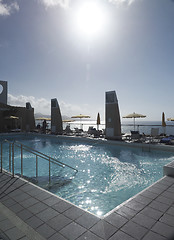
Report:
1,135,174,216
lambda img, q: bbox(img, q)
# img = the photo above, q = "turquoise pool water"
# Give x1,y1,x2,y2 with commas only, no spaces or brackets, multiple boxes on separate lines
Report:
1,134,174,216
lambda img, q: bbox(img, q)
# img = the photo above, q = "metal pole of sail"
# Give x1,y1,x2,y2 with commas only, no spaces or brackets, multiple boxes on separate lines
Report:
9,143,11,172
12,143,14,177
49,157,51,185
21,144,23,177
36,156,38,182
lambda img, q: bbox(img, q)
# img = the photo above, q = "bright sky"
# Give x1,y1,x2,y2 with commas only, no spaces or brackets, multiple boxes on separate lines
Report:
0,0,174,121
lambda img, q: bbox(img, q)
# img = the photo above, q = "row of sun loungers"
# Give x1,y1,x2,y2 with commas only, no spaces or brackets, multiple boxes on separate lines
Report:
36,124,174,145
122,129,174,145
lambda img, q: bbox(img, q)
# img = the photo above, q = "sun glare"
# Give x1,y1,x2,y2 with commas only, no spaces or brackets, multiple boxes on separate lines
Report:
72,1,108,40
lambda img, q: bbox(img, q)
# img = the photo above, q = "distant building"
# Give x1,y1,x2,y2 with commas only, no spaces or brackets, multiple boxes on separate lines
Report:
105,91,121,140
0,81,35,132
51,98,63,134
0,102,35,132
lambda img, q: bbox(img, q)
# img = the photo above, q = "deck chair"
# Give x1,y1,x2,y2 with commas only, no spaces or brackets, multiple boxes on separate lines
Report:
150,128,159,143
130,131,141,139
151,128,159,137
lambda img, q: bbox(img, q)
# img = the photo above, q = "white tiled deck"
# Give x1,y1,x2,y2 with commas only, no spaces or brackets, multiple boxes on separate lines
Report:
1,169,174,240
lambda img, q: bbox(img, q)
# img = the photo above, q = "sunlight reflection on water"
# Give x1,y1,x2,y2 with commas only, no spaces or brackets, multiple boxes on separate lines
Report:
1,134,174,216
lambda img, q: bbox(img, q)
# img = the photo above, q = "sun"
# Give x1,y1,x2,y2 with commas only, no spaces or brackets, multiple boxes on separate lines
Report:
72,1,108,40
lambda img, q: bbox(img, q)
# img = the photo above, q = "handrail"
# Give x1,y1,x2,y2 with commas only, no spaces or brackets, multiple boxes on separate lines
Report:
0,139,78,185
6,140,78,173
14,142,65,168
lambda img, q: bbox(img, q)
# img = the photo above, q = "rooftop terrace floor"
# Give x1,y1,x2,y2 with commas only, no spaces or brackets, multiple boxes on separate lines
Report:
1,169,174,240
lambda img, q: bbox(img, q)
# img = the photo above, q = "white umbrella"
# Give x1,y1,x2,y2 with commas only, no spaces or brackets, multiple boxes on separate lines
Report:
35,117,51,121
162,112,166,135
167,118,174,121
123,112,146,130
96,112,100,131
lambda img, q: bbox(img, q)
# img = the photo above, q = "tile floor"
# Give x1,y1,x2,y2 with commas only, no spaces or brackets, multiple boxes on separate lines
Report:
1,171,174,240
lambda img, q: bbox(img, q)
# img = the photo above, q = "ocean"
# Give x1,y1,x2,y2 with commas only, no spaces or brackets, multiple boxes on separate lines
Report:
65,120,174,136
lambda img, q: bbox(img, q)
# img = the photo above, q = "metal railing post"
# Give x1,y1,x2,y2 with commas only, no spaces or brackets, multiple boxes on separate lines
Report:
0,143,2,173
12,143,15,177
21,144,23,177
49,157,51,185
4,139,78,184
9,143,11,172
36,156,38,182
11,140,78,173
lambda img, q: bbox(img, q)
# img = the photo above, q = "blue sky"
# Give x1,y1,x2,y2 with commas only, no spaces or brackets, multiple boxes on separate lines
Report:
0,0,174,121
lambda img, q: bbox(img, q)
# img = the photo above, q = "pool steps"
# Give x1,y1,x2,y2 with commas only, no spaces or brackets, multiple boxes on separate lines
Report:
0,140,78,186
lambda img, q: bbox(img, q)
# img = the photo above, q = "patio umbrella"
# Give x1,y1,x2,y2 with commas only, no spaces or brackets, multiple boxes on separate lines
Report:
62,119,75,123
167,118,174,121
96,112,100,130
35,117,51,121
162,112,166,127
162,112,166,135
71,114,90,130
123,112,146,130
71,114,90,119
5,116,19,120
35,117,51,131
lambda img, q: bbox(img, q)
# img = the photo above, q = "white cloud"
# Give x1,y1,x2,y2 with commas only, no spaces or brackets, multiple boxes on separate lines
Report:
0,0,19,16
39,0,135,9
8,94,51,115
108,0,135,5
8,94,91,117
40,0,70,8
0,0,135,16
60,100,89,117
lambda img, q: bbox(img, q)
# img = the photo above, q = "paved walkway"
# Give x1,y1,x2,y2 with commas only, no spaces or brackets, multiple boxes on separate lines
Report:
1,171,174,240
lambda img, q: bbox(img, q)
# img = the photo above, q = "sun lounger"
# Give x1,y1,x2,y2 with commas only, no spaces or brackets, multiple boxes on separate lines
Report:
131,131,141,139
160,135,174,144
151,128,159,137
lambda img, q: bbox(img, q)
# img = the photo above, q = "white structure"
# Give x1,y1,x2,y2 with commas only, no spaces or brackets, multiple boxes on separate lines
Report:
105,91,121,140
26,102,35,132
0,80,7,104
51,98,63,134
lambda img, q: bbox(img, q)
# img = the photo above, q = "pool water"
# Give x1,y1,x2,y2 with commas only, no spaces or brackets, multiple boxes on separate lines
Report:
1,134,174,216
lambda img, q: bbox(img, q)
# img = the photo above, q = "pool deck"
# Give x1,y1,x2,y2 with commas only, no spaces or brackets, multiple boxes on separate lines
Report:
1,169,174,240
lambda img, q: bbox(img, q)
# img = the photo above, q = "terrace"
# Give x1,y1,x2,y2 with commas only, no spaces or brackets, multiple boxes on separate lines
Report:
1,138,174,240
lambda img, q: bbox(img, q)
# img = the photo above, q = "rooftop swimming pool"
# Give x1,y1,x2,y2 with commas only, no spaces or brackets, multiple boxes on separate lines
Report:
1,133,174,216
